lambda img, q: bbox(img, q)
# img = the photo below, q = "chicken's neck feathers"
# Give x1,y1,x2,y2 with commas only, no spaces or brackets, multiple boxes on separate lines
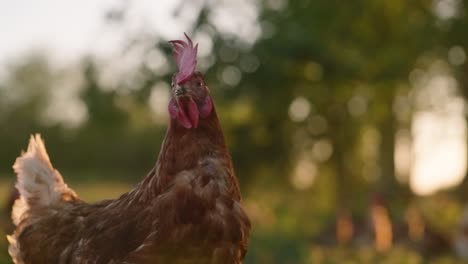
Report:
139,107,235,199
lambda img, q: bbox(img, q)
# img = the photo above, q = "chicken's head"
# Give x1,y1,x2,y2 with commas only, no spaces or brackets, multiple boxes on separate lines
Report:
168,34,213,129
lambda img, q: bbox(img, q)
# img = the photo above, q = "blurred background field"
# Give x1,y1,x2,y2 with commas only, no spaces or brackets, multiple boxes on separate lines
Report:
2,0,468,263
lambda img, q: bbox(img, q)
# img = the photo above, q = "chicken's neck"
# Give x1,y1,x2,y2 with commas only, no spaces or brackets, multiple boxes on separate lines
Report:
142,107,234,195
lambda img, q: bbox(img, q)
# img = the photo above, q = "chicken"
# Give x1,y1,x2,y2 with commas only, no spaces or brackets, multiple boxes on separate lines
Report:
7,34,251,264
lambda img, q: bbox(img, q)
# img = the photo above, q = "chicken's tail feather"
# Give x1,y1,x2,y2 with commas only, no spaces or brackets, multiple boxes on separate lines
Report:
11,134,77,225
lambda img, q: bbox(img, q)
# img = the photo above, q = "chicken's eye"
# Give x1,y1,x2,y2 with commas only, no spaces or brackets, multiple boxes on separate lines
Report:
195,81,202,88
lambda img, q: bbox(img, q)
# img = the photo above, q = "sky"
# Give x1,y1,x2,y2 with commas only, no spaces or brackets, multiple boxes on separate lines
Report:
0,0,192,66
0,0,259,67
0,0,113,63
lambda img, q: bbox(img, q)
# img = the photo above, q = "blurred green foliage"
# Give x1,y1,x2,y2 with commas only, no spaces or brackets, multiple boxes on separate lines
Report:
2,0,468,263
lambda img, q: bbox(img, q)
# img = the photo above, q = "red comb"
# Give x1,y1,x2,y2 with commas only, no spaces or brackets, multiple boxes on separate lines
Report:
169,33,198,84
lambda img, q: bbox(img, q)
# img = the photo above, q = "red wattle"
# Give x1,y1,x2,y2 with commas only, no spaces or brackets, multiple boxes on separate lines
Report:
187,99,199,128
177,106,192,128
173,97,200,129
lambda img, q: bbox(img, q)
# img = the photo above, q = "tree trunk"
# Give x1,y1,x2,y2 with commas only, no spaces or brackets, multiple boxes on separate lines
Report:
377,113,412,206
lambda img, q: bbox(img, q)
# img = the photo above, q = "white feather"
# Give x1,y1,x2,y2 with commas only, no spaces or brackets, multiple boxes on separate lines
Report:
11,134,76,224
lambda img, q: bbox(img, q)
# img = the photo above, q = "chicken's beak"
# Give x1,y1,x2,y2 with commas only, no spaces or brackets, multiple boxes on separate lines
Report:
174,85,188,97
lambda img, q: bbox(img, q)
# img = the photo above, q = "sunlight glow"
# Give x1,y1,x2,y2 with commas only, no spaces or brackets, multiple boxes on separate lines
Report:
312,139,333,162
209,0,261,45
292,157,317,190
221,66,242,86
409,70,467,195
410,111,467,195
347,94,368,117
433,0,462,20
289,97,311,122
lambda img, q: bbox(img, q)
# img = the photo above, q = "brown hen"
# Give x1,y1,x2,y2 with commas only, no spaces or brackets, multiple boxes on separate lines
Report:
8,34,250,264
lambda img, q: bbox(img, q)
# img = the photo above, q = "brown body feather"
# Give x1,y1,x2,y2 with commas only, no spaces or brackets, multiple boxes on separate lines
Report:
9,107,251,263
